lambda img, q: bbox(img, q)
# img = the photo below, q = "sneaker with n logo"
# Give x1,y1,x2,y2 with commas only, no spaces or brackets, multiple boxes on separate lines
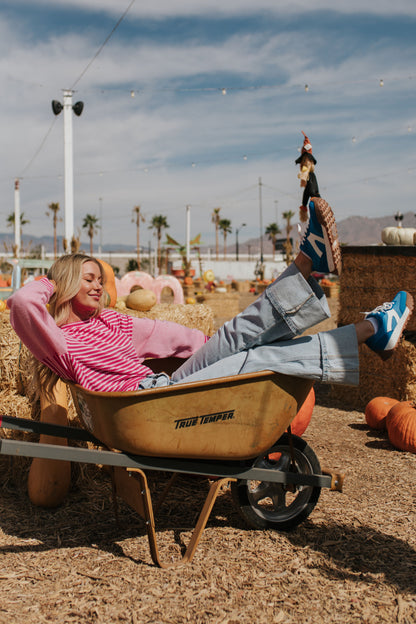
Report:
365,291,414,359
299,198,341,275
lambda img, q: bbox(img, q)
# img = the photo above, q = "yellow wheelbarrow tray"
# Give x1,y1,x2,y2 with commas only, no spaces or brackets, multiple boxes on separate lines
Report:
0,370,344,568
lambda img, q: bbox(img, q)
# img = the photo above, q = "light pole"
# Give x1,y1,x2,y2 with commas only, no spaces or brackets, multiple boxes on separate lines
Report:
236,223,246,261
14,179,20,257
186,205,191,266
52,90,84,251
98,197,103,256
258,177,264,263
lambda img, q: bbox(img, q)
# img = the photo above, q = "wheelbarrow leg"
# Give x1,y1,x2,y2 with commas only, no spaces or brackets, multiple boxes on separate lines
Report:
111,466,233,568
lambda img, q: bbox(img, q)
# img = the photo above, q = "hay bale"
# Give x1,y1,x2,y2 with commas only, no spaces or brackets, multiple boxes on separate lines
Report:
339,246,416,331
195,292,239,321
0,311,44,399
232,280,250,293
329,340,416,410
322,283,339,298
114,302,214,336
332,246,416,409
0,311,23,393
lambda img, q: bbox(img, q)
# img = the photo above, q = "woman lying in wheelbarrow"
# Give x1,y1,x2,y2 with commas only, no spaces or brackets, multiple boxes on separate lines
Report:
8,199,413,397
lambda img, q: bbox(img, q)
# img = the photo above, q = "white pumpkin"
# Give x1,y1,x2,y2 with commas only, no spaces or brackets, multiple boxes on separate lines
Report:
382,227,416,246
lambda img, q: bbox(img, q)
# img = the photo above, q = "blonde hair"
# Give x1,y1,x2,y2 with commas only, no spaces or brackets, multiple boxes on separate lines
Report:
36,253,106,398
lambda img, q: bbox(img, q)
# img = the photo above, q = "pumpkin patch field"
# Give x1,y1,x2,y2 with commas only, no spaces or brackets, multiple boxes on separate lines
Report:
0,297,415,623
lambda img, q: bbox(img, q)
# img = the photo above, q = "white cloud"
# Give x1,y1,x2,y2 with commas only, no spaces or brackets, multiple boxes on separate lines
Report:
9,0,416,19
1,1,415,250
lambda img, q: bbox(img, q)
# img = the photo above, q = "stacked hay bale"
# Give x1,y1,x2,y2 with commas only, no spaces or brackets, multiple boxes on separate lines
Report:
115,301,214,336
0,310,41,421
332,246,416,409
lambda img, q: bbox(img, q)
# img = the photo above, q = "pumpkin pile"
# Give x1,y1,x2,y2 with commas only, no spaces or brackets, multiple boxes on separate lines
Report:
365,396,416,453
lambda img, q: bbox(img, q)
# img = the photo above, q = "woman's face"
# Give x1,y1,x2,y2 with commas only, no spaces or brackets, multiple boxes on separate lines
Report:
71,261,103,319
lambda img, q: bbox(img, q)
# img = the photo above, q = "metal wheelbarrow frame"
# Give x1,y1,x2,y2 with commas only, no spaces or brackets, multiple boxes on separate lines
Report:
0,370,344,568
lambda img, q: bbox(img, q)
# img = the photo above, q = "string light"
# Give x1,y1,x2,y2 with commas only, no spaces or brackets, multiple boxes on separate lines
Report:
380,78,384,87
130,90,135,97
304,84,309,92
221,88,227,95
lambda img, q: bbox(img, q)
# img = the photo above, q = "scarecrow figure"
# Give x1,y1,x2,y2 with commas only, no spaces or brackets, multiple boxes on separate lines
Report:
295,131,320,222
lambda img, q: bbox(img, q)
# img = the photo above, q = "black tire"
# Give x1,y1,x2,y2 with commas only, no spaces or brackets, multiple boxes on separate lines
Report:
231,433,321,531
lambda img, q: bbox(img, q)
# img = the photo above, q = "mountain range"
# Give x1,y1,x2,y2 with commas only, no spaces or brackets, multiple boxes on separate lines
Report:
0,212,414,256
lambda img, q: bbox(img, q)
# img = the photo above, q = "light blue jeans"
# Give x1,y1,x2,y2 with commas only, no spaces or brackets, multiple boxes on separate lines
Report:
139,263,359,389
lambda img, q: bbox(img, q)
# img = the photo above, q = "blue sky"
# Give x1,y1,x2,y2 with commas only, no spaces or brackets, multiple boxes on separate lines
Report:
1,0,416,250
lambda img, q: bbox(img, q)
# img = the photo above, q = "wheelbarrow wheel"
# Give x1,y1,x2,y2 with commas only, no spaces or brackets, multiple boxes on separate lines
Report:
231,433,321,531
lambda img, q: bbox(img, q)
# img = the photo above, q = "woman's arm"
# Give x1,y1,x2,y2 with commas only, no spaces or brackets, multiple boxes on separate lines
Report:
130,316,208,360
8,278,68,363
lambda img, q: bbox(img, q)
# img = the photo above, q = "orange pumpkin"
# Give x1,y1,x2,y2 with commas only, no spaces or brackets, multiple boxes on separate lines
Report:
28,380,71,507
365,396,399,430
184,276,193,285
98,259,117,307
291,387,315,436
269,387,315,460
386,401,416,453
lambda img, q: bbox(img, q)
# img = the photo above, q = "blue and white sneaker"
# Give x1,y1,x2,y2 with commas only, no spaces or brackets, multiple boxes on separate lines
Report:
365,291,414,359
300,198,342,275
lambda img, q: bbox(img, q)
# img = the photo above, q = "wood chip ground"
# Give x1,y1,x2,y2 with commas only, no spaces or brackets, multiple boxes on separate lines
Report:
0,296,415,623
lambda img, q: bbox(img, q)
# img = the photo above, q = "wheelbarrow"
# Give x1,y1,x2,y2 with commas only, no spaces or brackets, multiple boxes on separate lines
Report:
0,369,344,568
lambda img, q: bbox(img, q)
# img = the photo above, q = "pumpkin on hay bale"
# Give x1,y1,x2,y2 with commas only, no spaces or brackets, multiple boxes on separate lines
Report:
98,259,117,308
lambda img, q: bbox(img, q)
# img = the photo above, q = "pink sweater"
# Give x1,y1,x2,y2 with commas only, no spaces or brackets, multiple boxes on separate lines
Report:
8,278,208,392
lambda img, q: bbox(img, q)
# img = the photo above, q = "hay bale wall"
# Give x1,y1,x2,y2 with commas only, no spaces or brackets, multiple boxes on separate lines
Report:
331,246,416,409
338,246,416,330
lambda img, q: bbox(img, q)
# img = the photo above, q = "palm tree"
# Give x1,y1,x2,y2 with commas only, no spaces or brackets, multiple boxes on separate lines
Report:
82,214,100,256
7,212,30,257
46,202,61,258
211,207,221,260
265,222,281,261
282,210,295,265
149,215,169,273
166,233,201,277
132,205,145,270
218,218,232,260
7,211,29,231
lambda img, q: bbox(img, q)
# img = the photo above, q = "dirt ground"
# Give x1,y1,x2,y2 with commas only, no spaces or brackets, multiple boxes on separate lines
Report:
0,294,415,623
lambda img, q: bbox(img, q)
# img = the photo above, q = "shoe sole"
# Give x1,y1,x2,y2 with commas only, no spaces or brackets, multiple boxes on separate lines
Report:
379,292,414,360
312,197,342,276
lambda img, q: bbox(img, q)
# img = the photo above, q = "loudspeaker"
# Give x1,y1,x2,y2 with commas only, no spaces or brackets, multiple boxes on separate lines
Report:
51,100,63,115
72,101,84,117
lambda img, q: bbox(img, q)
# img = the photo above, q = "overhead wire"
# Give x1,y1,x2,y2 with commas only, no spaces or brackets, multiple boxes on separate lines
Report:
18,118,57,178
15,0,137,180
70,0,137,90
